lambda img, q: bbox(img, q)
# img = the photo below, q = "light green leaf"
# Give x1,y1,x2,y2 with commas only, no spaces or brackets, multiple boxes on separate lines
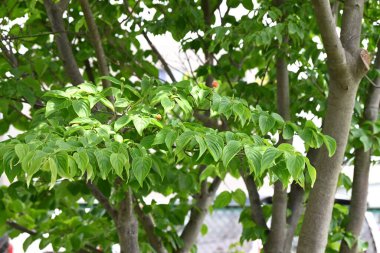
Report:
306,158,316,186
100,98,114,112
232,189,246,207
78,83,97,94
114,98,129,108
132,156,152,187
259,115,275,134
222,140,242,167
72,100,90,117
132,116,150,136
204,134,224,162
285,154,305,179
110,153,127,178
201,224,208,236
48,157,57,189
15,144,29,160
214,191,232,208
99,76,121,85
175,131,194,153
323,135,337,157
244,145,262,175
114,115,131,131
283,124,294,140
261,147,281,173
94,149,112,179
161,96,175,112
195,135,207,160
200,165,215,182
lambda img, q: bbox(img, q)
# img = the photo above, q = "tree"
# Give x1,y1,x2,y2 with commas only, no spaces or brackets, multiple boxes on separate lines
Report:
0,0,379,253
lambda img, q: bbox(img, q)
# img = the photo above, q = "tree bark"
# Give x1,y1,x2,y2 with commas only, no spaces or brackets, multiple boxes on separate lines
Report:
117,190,140,253
241,172,268,229
134,201,167,253
264,54,290,253
297,0,367,251
339,43,380,253
44,0,84,85
79,0,111,87
175,177,221,253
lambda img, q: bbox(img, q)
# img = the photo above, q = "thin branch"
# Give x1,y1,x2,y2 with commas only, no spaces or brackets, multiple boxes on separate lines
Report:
142,31,177,83
6,220,37,235
134,200,167,253
44,0,84,85
86,182,117,220
79,0,111,88
240,170,268,230
0,39,18,68
311,0,346,71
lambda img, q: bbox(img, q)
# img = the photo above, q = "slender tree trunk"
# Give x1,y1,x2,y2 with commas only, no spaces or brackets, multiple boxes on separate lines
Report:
297,0,368,251
264,55,290,253
297,80,360,253
176,178,221,253
340,44,380,253
283,148,318,253
44,0,84,85
117,190,139,253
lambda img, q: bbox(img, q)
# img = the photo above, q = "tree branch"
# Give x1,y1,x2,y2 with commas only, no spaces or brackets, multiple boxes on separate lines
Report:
241,171,268,230
86,182,117,220
0,39,18,68
340,0,365,54
79,0,111,88
44,0,84,85
134,200,167,253
176,172,221,253
141,31,177,83
311,0,347,71
6,220,37,235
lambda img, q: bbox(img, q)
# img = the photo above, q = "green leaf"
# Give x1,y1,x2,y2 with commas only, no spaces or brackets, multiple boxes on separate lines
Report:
222,140,242,167
15,144,29,160
114,115,131,131
78,82,97,94
72,100,90,117
132,116,150,136
132,156,152,187
195,135,207,160
110,153,127,178
214,191,232,208
200,165,215,182
242,0,254,10
244,145,262,175
48,157,57,189
204,134,224,162
114,98,129,108
99,76,121,85
232,189,246,207
94,149,112,179
100,98,115,112
259,115,275,134
175,131,194,153
201,224,208,236
261,147,281,173
306,158,316,186
285,154,305,179
283,124,294,140
323,135,337,157
161,96,175,112
45,99,71,117
165,130,178,152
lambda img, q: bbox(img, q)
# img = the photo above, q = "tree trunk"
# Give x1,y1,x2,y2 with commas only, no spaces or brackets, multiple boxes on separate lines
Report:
297,0,367,251
340,44,380,253
297,80,360,253
117,190,140,253
264,55,290,253
176,178,221,253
